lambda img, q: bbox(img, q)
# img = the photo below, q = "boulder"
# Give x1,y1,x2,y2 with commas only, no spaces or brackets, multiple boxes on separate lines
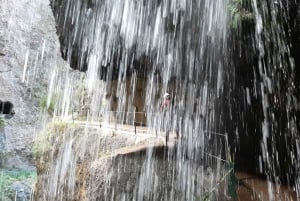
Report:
9,181,32,201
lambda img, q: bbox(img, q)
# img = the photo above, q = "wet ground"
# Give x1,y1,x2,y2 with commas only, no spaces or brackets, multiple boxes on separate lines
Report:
236,171,298,201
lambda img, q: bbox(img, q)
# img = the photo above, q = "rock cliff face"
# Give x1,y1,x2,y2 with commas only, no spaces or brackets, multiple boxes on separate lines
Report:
0,0,67,169
49,0,162,76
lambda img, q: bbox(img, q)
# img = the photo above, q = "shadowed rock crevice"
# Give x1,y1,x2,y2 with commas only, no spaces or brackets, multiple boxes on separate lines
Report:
0,100,15,119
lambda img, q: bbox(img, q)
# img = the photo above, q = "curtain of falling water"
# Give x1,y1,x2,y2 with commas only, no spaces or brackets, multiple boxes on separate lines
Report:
250,0,299,189
46,0,230,200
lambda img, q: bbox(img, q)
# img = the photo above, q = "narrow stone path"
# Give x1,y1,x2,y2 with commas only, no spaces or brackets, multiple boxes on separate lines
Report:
65,120,299,200
66,120,179,145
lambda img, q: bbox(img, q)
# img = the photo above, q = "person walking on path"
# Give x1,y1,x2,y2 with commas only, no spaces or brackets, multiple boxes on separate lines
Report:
160,93,172,145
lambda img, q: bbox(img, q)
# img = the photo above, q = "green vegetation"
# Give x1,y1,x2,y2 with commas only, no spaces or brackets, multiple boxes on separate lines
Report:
75,80,90,119
201,193,211,201
33,122,69,159
0,116,4,128
32,137,52,161
200,166,235,201
45,121,70,136
228,0,254,29
32,122,78,161
227,162,237,200
0,169,36,199
40,95,55,116
32,121,82,177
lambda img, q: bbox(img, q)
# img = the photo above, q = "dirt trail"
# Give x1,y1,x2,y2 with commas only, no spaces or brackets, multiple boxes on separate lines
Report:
236,171,298,201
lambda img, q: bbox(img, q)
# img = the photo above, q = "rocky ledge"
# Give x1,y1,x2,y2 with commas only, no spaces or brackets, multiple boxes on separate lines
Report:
33,122,230,201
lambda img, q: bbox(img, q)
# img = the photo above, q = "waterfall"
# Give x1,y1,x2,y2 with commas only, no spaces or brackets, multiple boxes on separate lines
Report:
41,0,232,200
34,0,300,200
225,0,300,197
251,0,299,191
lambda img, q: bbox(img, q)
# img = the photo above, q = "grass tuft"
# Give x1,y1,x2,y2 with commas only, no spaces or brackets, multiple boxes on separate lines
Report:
40,95,55,116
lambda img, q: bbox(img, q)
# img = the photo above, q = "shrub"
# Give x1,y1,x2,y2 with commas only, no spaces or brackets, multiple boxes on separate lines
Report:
0,116,4,128
33,122,67,158
40,95,55,116
32,122,77,161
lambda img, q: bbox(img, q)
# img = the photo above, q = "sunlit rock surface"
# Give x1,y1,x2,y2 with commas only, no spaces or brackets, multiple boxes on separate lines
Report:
0,0,67,169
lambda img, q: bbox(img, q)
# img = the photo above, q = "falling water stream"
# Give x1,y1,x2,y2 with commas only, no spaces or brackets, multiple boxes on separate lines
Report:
11,0,299,200
39,0,231,200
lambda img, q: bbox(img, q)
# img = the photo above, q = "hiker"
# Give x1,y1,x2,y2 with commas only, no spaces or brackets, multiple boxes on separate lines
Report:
160,93,172,145
160,93,171,110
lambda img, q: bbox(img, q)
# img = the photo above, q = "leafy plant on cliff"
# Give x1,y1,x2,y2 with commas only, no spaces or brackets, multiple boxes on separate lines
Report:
40,95,56,116
0,116,4,128
32,122,79,163
74,80,90,119
228,0,254,29
33,122,70,159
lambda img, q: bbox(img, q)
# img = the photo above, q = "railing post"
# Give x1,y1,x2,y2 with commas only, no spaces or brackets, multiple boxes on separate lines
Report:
109,112,110,124
134,113,137,135
115,111,117,130
72,109,74,124
227,162,236,200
